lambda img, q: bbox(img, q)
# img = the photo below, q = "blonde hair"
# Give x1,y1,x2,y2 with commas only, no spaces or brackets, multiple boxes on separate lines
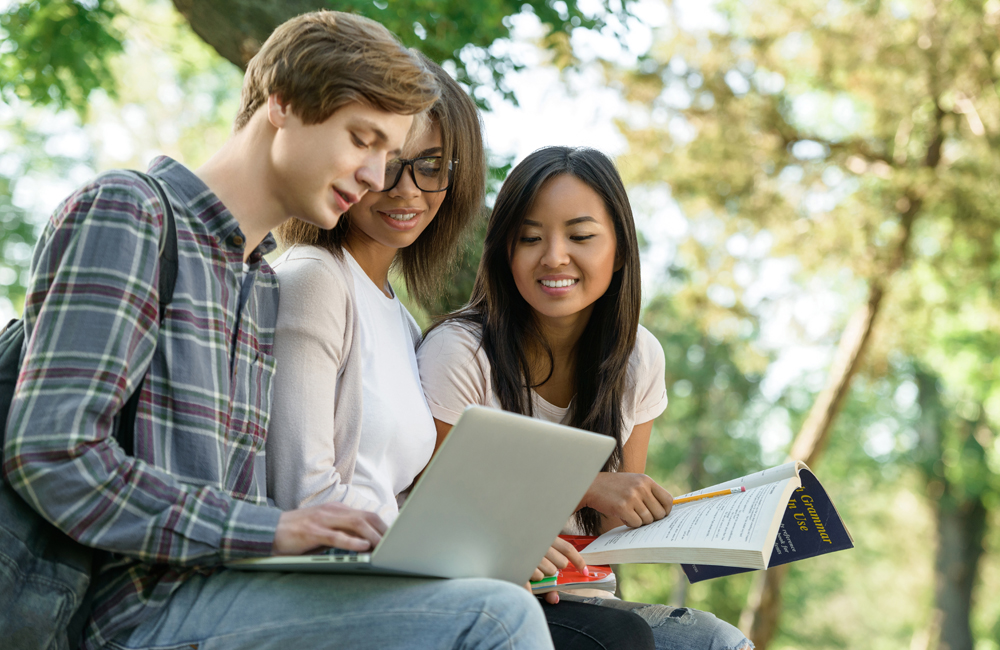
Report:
234,11,438,130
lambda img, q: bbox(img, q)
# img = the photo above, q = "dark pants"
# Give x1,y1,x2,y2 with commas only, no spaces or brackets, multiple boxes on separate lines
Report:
541,598,655,650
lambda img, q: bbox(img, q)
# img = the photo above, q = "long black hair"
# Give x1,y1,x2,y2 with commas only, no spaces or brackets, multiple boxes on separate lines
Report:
432,146,642,534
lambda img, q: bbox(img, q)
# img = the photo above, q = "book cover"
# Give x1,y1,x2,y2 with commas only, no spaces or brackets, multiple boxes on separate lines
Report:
681,469,854,583
530,535,616,594
530,563,617,594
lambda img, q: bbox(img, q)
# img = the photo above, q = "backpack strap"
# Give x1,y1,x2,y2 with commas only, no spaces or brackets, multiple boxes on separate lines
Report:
114,172,178,455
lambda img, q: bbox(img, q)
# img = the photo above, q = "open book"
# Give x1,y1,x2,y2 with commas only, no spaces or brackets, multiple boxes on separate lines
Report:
579,461,853,583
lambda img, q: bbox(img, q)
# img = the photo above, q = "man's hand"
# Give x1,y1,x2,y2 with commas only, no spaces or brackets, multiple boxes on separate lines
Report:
528,537,590,605
274,502,387,556
579,472,673,529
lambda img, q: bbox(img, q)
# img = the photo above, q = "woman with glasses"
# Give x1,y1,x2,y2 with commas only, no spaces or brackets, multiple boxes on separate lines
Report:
264,57,655,650
265,58,479,524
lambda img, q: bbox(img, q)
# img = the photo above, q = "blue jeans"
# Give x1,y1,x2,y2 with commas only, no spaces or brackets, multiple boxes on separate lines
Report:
559,594,753,650
106,570,553,650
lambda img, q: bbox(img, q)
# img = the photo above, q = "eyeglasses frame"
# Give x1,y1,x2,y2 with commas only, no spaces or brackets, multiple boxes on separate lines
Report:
377,155,458,194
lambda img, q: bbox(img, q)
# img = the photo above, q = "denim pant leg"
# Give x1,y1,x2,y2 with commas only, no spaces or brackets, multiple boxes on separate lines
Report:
106,569,553,650
559,594,752,650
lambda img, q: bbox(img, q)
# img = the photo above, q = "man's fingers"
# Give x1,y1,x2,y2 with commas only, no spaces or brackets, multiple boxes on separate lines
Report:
321,529,372,551
276,505,390,556
319,508,384,547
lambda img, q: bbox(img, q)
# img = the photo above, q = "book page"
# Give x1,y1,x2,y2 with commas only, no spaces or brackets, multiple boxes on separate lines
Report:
675,460,806,499
582,474,799,557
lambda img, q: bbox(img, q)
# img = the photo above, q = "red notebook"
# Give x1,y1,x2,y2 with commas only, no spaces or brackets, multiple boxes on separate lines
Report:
530,535,617,595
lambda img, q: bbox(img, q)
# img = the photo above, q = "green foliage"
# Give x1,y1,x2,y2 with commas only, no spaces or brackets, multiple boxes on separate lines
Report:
0,104,101,315
619,0,1000,506
640,292,763,491
0,175,34,315
330,0,621,106
0,0,123,114
0,0,634,114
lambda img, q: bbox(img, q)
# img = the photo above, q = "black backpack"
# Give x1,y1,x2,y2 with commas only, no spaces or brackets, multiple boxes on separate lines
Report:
0,172,177,650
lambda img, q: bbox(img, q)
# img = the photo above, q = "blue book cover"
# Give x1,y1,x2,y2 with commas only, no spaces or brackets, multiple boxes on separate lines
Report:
682,468,853,583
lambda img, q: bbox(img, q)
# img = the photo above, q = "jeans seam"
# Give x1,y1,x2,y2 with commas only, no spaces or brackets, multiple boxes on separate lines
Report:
477,610,517,650
547,621,609,650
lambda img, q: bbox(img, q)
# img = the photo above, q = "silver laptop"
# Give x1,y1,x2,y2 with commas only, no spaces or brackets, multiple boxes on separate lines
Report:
228,406,614,584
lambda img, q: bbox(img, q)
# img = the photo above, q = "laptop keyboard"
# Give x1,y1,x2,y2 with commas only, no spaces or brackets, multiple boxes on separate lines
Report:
312,547,371,563
324,548,358,556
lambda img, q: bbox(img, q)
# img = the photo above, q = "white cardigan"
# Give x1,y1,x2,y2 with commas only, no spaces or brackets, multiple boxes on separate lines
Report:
265,244,420,514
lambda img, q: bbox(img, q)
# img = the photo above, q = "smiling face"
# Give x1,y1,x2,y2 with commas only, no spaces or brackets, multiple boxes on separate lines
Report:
268,97,414,231
343,120,447,252
510,173,619,328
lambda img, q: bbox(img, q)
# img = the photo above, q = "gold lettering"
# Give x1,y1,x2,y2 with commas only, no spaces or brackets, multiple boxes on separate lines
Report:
800,495,833,544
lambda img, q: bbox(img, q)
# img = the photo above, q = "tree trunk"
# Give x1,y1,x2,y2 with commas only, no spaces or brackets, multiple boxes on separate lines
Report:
789,284,885,465
932,496,987,650
739,565,789,644
912,372,990,650
739,122,929,646
170,0,321,69
737,285,882,648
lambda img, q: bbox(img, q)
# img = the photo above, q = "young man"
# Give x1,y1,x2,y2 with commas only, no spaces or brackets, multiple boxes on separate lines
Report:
3,11,552,650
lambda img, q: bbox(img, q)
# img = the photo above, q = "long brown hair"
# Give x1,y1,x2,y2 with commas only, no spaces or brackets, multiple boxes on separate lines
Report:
433,146,642,535
277,54,486,310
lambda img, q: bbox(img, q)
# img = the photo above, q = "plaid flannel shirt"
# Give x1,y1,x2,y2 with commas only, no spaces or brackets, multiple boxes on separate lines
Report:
2,157,283,649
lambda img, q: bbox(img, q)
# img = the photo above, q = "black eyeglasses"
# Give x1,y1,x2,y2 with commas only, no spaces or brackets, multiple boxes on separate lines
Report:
378,156,457,193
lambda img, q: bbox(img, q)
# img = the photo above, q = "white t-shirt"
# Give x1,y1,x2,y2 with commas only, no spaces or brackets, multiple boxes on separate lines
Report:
417,321,668,440
344,251,436,521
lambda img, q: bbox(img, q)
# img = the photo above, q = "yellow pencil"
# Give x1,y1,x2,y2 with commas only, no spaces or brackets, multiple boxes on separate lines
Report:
673,486,746,505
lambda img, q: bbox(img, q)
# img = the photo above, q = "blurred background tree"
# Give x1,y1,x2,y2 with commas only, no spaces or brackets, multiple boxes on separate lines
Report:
615,0,999,647
2,0,998,648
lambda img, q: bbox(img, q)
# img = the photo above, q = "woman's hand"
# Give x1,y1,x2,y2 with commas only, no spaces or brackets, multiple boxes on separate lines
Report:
274,502,387,556
579,472,673,529
528,537,590,604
